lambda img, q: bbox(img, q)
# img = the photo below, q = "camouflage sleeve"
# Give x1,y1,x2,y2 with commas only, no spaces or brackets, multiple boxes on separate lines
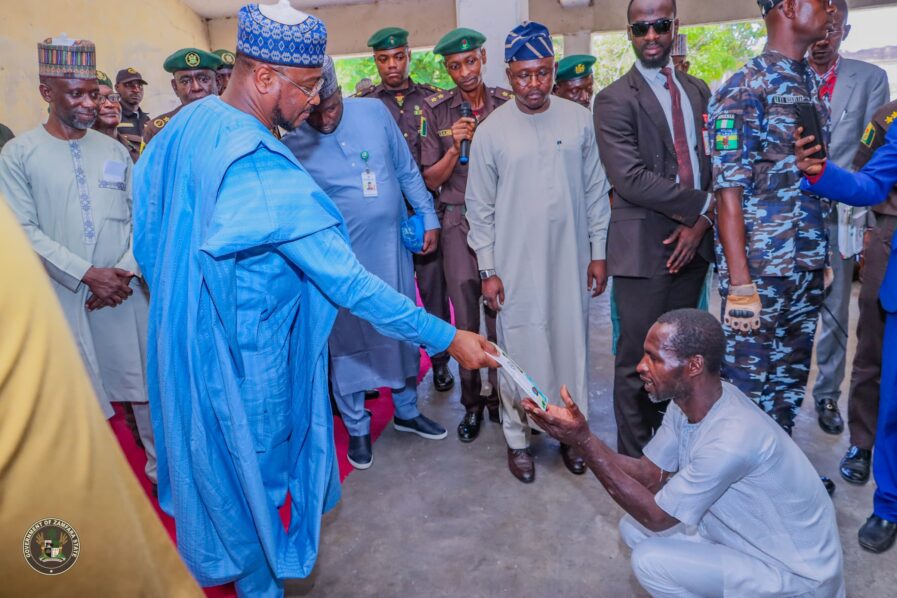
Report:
709,82,762,192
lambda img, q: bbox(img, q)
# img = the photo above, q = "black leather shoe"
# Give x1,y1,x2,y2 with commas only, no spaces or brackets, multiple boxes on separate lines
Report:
487,404,500,424
816,399,844,435
394,414,447,440
821,476,835,497
508,448,535,483
859,514,897,553
433,361,455,392
840,445,872,485
347,434,373,470
457,411,483,443
560,443,586,475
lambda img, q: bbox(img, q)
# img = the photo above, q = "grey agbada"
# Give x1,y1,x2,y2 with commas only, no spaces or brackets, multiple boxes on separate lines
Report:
465,97,611,447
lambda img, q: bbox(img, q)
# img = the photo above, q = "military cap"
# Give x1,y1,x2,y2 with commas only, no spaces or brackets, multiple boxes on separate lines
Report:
433,28,486,57
367,27,409,51
96,69,113,88
556,54,595,82
163,48,222,73
213,49,236,70
116,67,147,85
758,0,785,16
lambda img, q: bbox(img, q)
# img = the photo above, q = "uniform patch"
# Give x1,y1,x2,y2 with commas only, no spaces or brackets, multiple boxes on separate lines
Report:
153,118,165,128
420,116,428,137
861,123,876,147
770,94,811,105
715,130,739,151
185,52,201,68
715,114,736,130
438,128,452,137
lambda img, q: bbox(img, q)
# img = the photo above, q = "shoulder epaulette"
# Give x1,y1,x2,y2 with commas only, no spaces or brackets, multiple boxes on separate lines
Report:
354,85,377,98
419,83,443,95
491,87,513,102
427,89,456,107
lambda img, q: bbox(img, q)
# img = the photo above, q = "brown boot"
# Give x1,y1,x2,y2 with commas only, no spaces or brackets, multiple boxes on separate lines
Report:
507,447,535,483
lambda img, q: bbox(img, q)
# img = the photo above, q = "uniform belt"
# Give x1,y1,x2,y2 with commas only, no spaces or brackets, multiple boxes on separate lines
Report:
443,204,467,215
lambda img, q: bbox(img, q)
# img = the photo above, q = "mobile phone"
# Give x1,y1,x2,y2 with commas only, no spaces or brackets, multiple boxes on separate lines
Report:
795,102,827,160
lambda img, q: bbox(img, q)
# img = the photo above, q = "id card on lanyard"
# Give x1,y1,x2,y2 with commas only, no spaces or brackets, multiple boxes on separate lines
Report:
360,150,378,197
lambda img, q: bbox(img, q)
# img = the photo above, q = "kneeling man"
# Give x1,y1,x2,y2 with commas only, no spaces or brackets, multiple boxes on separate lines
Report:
524,309,844,597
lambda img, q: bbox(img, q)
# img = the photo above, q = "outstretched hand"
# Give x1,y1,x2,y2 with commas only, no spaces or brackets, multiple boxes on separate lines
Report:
522,385,591,447
448,330,502,370
794,126,827,177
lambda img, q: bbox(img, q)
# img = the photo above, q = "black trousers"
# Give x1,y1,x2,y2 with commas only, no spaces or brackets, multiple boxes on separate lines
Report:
613,256,710,457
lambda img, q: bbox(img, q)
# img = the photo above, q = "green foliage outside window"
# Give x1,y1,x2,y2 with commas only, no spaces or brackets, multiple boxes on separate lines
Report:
333,23,766,94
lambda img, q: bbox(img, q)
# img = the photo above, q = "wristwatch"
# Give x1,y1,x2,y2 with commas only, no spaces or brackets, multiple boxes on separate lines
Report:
479,269,496,280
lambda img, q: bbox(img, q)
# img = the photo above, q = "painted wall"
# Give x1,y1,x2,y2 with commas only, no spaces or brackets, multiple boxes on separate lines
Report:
0,0,210,135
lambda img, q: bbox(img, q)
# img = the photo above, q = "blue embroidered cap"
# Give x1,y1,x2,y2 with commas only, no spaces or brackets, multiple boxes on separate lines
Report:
236,3,327,68
504,21,554,63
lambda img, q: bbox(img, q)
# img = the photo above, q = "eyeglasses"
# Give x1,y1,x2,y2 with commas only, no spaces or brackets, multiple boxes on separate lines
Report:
511,68,554,86
98,93,122,104
270,68,325,98
629,18,674,38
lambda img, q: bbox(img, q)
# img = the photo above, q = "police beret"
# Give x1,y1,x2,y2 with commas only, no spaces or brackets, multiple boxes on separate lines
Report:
163,48,222,73
758,0,785,16
213,49,236,70
433,28,486,57
96,69,114,88
367,27,409,51
556,54,596,82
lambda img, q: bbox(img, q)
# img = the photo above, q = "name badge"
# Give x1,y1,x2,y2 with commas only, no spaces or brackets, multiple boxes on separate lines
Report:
99,160,127,190
362,170,378,197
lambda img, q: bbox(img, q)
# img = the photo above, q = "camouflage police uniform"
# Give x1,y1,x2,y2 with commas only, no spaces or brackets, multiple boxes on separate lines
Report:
710,50,830,428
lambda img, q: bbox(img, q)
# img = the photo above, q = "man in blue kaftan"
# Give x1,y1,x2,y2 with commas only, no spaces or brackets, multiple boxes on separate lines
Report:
284,58,448,470
132,4,495,597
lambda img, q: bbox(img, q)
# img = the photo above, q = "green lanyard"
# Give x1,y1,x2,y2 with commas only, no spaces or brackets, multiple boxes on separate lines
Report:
360,150,370,172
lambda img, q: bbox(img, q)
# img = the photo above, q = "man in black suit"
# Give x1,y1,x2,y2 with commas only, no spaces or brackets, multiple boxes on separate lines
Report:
595,0,714,457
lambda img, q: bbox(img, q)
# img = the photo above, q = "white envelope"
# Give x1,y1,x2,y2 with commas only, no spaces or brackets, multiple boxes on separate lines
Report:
487,343,550,411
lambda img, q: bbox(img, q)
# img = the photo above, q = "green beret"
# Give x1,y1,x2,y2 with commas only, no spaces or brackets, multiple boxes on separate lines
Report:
96,69,113,88
433,28,486,57
163,48,222,73
556,55,596,82
367,27,409,51
213,49,236,69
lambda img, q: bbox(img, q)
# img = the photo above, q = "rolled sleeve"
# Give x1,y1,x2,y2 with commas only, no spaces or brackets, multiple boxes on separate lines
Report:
710,85,761,192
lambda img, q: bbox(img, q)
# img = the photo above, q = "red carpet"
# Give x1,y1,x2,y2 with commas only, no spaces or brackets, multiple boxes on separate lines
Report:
111,340,432,596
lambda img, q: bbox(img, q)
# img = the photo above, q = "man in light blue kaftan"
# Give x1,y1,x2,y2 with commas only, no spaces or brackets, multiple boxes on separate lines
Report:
284,60,448,470
131,5,494,597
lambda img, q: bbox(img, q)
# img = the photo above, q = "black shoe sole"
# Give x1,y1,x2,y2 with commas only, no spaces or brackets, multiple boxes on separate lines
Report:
859,535,897,554
347,454,373,470
818,420,844,435
840,471,870,485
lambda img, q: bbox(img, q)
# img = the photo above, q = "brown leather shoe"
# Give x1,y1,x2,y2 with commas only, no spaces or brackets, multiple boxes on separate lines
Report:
507,447,535,483
560,443,586,475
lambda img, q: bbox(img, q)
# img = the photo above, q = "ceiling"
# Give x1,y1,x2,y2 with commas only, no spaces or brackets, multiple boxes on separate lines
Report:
182,0,374,19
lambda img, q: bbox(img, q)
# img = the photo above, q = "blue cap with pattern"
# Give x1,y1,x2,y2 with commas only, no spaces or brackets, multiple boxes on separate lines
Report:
504,21,554,63
236,3,327,68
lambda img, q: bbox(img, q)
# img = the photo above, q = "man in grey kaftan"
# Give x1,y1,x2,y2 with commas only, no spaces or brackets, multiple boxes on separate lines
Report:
465,22,610,482
0,36,155,484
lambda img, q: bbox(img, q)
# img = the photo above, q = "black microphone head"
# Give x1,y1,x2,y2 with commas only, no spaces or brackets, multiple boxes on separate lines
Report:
459,101,473,117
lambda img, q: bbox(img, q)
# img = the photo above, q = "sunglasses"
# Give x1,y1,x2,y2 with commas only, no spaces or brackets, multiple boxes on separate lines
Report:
629,18,674,38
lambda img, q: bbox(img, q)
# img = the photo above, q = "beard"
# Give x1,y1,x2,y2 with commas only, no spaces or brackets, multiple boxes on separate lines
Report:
272,104,295,132
638,45,673,70
647,377,691,404
64,111,97,130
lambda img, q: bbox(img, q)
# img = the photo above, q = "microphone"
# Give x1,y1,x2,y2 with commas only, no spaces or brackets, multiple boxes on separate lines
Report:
459,101,473,165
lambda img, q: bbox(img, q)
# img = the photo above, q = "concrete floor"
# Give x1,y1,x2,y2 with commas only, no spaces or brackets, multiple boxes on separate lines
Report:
288,281,896,597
